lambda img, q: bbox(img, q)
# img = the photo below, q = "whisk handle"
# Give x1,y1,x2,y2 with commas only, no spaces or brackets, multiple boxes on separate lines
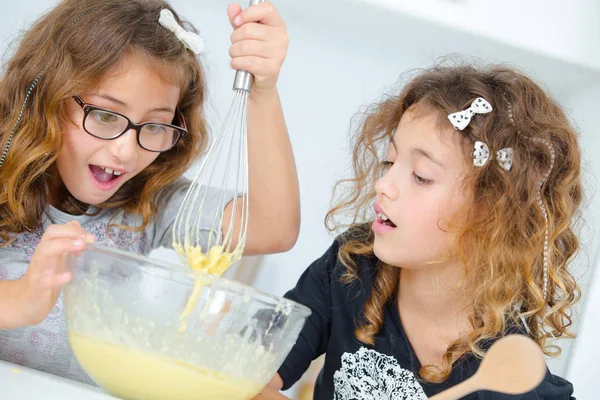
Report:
233,70,253,92
232,0,269,92
249,0,268,7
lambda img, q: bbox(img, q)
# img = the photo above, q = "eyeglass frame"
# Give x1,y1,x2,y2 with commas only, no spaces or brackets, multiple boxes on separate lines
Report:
72,95,188,152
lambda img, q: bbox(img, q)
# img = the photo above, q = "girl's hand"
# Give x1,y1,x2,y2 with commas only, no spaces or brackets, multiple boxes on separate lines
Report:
228,2,289,95
18,221,95,325
252,387,290,400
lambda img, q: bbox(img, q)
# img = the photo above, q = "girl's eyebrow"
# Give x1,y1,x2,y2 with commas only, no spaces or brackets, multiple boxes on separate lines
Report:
93,93,175,114
390,136,446,169
411,148,446,169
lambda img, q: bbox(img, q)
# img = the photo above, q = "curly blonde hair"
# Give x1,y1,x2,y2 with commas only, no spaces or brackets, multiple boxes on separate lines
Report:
326,62,582,383
0,0,207,243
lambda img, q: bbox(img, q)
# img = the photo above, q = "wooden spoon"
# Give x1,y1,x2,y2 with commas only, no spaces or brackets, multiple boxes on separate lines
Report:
429,334,546,400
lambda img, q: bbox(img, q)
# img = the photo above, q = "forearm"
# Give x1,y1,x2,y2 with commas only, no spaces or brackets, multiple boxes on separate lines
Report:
244,88,300,253
0,279,29,330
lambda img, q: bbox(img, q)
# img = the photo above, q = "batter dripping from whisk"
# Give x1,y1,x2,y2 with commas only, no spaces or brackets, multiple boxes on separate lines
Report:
174,0,275,331
174,243,233,276
174,242,237,331
173,108,251,328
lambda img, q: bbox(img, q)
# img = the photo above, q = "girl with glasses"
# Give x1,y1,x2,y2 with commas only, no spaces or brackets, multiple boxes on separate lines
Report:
0,0,299,384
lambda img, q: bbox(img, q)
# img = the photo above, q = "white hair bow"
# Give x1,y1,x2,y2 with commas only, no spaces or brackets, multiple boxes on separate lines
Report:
448,97,493,131
159,9,204,55
473,141,513,171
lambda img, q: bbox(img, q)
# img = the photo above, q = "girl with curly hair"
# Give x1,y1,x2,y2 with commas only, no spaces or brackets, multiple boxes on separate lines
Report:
270,62,581,399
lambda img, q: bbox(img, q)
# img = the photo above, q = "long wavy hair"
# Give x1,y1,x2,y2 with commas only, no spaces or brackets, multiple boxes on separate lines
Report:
326,62,583,383
0,0,207,243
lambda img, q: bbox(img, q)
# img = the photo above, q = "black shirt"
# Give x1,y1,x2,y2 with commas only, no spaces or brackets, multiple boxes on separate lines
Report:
278,238,575,399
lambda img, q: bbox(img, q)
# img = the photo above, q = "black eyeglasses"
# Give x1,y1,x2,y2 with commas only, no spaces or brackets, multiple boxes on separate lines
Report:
72,95,187,152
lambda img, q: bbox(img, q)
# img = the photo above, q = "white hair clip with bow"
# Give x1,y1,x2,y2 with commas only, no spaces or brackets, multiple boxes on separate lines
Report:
159,9,204,55
448,97,493,131
448,97,513,170
473,141,513,171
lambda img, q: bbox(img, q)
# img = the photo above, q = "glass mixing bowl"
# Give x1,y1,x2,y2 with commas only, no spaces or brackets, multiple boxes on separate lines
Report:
64,244,310,400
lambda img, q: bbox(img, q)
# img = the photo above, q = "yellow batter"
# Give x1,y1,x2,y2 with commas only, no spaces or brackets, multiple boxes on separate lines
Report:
174,243,235,276
177,277,210,332
173,243,240,332
69,332,260,400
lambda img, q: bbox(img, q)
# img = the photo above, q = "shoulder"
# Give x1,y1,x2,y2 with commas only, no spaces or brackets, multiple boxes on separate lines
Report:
295,225,379,302
154,178,191,206
530,370,574,399
314,225,379,280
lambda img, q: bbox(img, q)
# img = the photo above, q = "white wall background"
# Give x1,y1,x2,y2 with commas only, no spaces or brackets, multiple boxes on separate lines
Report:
562,83,600,393
2,0,599,398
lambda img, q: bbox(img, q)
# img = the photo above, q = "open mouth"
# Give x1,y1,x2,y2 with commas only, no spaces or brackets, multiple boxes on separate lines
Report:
376,211,397,228
88,165,126,191
89,165,123,183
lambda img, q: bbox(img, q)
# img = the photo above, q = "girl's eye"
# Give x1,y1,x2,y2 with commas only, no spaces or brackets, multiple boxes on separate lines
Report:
381,161,394,169
93,111,118,124
144,124,168,134
412,172,433,186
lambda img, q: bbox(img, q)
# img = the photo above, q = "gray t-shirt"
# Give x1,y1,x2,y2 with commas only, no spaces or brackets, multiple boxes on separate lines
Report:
0,179,231,384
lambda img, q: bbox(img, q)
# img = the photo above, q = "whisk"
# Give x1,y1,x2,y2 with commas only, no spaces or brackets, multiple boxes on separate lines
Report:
173,0,266,276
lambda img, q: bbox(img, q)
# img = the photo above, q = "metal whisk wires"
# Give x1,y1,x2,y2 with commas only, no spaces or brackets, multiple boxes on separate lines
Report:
173,0,266,274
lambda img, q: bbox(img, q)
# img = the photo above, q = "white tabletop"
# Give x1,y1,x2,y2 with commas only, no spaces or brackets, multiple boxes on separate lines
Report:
0,360,116,399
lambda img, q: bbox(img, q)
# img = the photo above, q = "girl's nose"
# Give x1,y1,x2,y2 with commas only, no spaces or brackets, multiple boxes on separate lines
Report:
106,128,138,169
375,169,399,200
